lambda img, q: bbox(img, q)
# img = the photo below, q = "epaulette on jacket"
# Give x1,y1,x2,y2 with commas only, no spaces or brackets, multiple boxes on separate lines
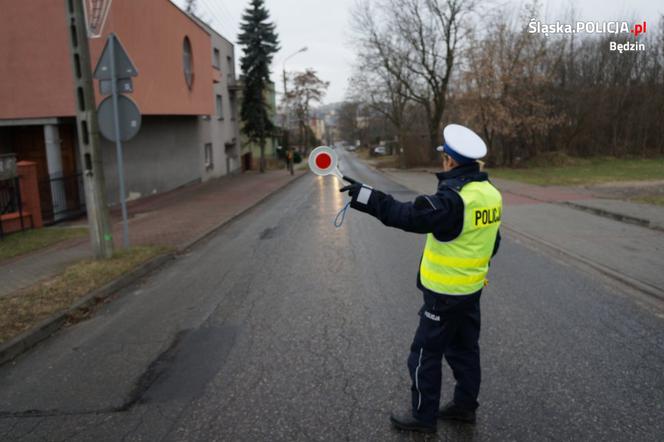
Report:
437,172,488,192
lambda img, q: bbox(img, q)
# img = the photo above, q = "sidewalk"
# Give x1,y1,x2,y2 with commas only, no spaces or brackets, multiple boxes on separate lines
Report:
381,169,664,231
491,177,664,231
380,168,664,299
562,199,664,231
0,169,305,297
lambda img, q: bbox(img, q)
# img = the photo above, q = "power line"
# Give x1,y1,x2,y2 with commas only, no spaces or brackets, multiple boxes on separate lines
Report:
198,0,235,38
204,0,239,40
197,1,226,27
216,0,240,31
172,0,225,32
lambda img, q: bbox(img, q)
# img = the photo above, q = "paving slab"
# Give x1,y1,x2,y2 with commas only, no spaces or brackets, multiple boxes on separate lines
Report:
0,170,305,297
0,240,91,298
382,169,664,230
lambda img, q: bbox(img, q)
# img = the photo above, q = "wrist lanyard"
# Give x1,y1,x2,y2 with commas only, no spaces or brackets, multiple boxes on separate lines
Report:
334,200,351,228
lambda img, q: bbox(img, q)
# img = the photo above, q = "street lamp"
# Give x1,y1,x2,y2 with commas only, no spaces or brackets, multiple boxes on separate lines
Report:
282,46,308,98
281,47,308,157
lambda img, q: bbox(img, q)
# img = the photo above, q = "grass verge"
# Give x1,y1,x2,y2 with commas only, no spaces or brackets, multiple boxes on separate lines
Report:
354,147,399,169
0,245,169,344
0,227,88,262
632,195,664,206
489,157,664,186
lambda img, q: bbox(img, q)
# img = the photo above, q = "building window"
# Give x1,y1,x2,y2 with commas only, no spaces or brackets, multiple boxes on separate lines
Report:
183,36,194,89
227,55,233,76
229,91,237,121
204,143,213,169
213,48,220,68
216,94,223,120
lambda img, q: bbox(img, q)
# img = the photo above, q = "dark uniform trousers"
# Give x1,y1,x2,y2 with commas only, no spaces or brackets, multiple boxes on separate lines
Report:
408,289,482,425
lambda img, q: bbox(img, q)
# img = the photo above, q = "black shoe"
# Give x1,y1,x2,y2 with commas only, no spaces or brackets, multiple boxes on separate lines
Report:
390,412,437,433
437,401,476,423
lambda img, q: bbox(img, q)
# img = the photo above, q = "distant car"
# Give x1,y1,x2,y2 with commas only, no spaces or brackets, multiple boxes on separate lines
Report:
346,145,358,152
373,146,387,155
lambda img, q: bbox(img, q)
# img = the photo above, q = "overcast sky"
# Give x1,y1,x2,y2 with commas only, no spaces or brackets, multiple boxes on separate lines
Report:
174,0,663,104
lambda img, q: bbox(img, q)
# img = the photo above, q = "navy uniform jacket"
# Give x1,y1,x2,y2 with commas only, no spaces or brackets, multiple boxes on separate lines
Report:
350,162,501,296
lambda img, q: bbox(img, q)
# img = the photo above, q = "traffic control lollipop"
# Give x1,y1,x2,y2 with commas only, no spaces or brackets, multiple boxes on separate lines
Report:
308,146,357,184
308,146,358,227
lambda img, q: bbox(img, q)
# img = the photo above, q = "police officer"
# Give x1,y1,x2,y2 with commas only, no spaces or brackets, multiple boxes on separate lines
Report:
340,124,502,433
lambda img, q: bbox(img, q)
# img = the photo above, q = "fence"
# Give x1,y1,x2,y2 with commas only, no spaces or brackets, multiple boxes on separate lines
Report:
0,176,26,238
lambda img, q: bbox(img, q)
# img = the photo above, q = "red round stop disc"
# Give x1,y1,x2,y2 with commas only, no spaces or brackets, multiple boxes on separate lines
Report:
315,153,332,170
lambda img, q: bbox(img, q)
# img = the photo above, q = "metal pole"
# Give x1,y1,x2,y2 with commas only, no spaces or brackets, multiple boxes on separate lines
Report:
65,0,114,258
109,34,129,248
282,67,288,129
282,68,287,98
281,47,307,140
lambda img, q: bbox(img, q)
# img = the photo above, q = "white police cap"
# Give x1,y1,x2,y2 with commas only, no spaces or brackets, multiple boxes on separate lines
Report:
436,124,487,160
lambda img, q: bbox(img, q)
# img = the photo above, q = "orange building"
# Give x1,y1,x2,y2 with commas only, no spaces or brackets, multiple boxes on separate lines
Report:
0,0,240,223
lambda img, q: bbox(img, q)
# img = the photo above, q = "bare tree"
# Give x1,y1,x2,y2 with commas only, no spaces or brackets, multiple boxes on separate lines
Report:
350,0,664,166
458,4,565,165
348,33,414,166
351,0,475,161
288,69,329,153
337,101,360,144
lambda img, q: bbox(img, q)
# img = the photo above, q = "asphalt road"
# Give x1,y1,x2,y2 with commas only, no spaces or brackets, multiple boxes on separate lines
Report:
1,151,663,441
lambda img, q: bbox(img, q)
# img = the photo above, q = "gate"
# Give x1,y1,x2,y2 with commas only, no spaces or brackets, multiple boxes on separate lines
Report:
39,173,86,224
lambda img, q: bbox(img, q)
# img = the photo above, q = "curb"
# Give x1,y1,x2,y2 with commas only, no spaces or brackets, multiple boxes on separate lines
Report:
0,171,308,367
370,159,661,234
502,224,664,302
0,254,173,367
491,181,663,233
562,201,664,233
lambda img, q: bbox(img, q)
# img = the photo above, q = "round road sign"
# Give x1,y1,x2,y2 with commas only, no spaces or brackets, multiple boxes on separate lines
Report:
97,95,142,142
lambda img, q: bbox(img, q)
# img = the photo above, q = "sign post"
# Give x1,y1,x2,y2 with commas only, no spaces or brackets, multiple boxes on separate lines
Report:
94,33,140,248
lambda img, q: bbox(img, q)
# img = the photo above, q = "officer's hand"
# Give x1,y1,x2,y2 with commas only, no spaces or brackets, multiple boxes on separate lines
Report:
339,182,363,198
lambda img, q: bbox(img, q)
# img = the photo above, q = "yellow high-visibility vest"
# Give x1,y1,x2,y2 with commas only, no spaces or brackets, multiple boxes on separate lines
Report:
419,180,502,295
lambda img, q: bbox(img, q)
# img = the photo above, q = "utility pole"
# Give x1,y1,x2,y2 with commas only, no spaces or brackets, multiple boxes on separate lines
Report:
281,47,308,136
65,0,114,258
282,67,288,127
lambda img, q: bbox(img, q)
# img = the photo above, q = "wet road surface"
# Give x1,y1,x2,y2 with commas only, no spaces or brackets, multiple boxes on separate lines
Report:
1,151,663,441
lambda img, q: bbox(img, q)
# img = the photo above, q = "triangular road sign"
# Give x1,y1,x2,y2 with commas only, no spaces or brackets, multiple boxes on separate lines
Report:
93,33,138,80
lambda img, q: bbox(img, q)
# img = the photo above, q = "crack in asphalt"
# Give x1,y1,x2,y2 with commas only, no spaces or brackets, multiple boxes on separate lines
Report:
0,408,115,419
0,330,190,419
152,402,186,441
119,408,146,442
0,416,19,440
13,416,44,441
118,331,190,412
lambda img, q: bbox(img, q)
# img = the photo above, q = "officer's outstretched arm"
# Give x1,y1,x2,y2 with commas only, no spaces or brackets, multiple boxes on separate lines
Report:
340,182,458,234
